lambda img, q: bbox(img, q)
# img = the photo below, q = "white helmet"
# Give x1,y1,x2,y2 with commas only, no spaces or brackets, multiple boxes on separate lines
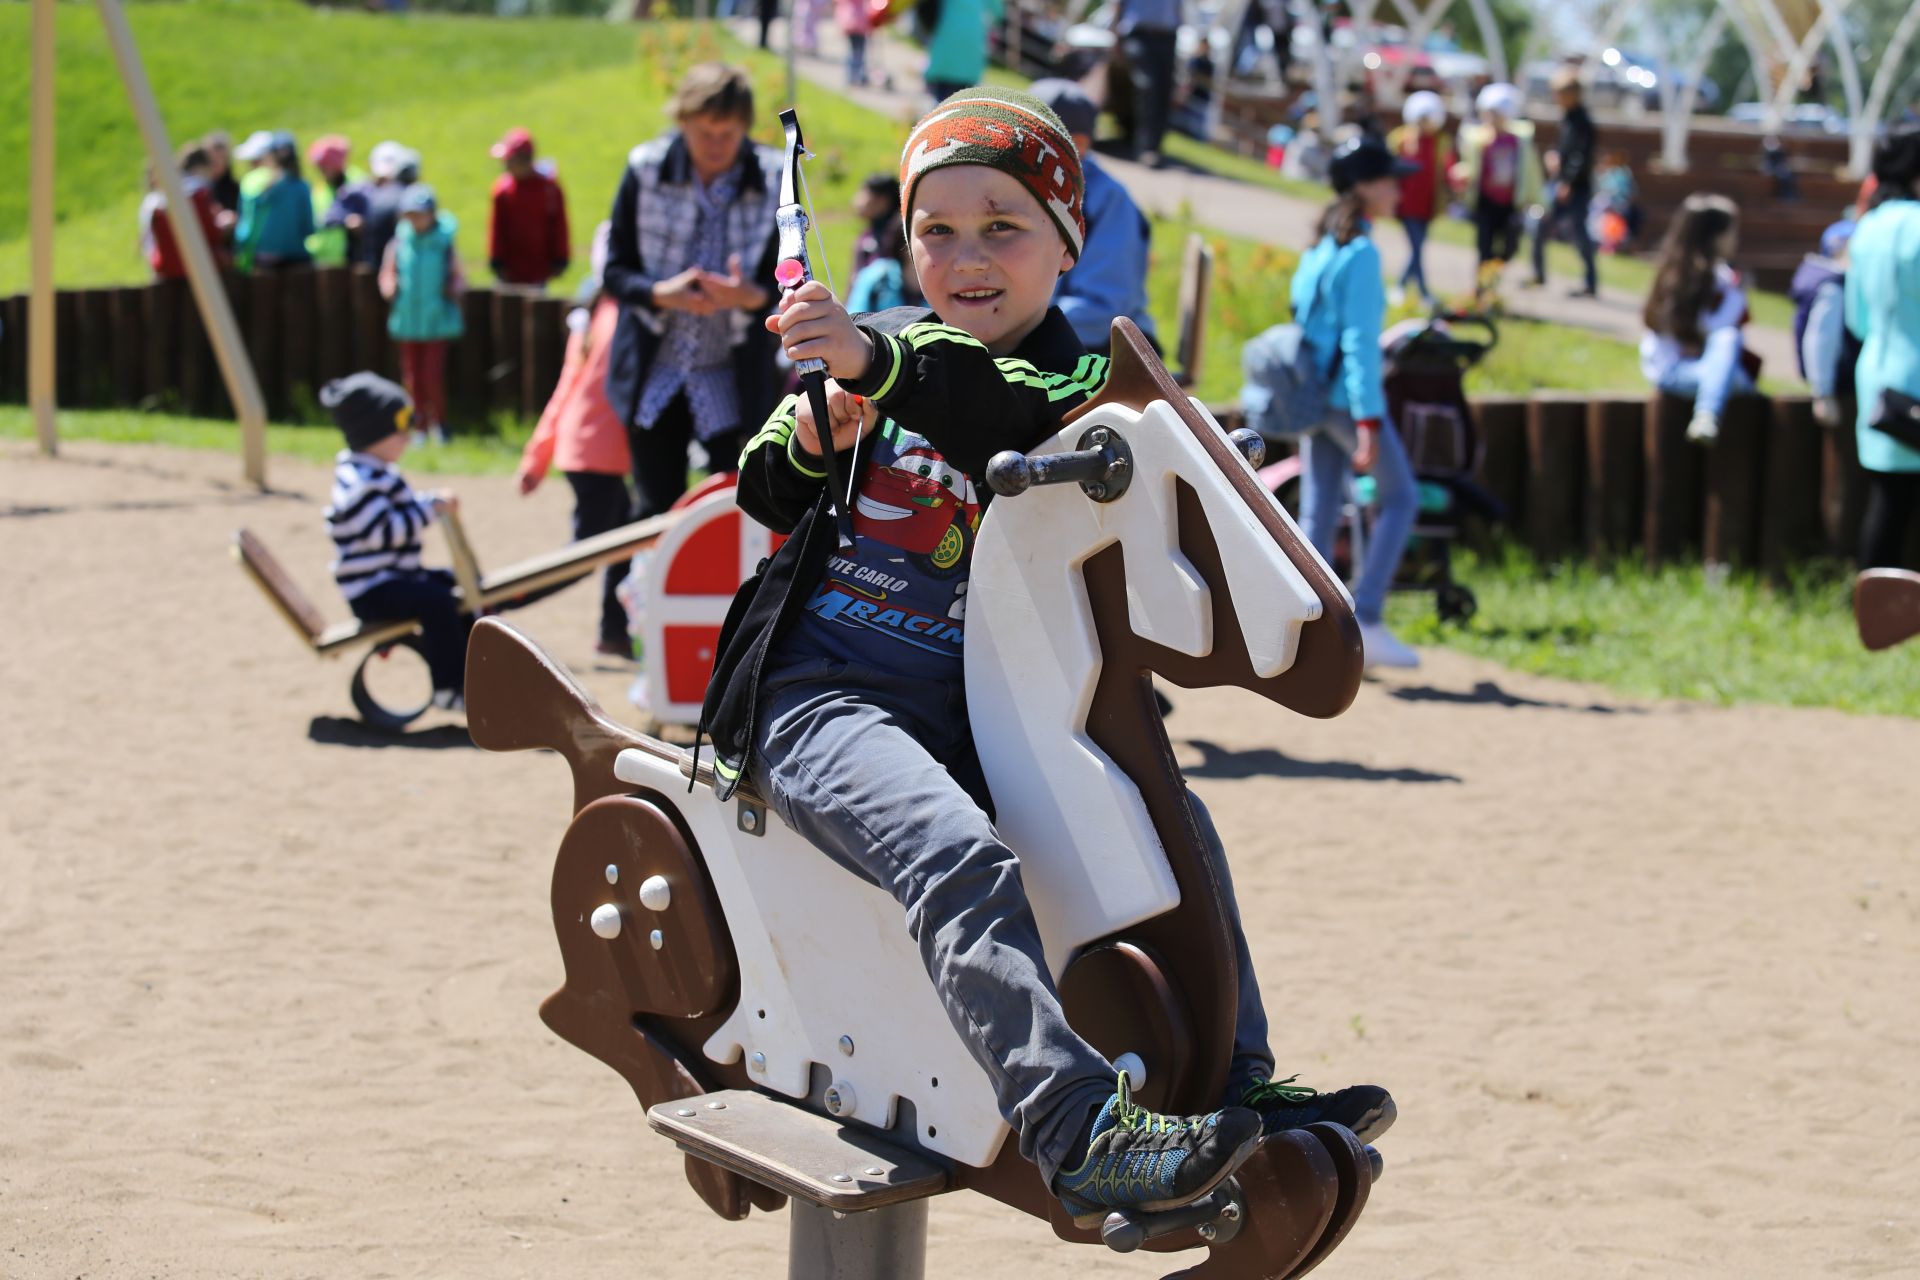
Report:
1403,90,1447,126
1475,82,1523,121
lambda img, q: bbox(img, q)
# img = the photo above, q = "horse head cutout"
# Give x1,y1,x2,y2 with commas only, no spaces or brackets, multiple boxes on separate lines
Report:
967,317,1361,1121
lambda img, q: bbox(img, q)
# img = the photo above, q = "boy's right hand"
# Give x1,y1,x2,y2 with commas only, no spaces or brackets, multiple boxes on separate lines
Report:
515,467,542,496
793,380,879,458
767,280,874,383
432,489,461,514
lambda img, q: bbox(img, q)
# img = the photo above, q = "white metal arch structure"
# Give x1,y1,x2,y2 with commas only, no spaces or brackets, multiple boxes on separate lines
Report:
1371,0,1507,106
1299,0,1510,114
1657,7,1735,170
1763,0,1866,156
1858,0,1920,173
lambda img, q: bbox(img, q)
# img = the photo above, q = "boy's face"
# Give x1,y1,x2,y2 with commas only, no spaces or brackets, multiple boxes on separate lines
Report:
404,209,436,233
909,166,1074,355
505,153,535,178
368,432,409,463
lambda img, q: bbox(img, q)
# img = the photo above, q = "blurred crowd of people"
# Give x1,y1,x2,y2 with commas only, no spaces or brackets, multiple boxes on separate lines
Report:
139,125,574,437
140,126,572,288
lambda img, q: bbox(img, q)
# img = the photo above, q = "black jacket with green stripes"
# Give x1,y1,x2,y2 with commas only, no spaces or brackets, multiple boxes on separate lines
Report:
695,304,1111,799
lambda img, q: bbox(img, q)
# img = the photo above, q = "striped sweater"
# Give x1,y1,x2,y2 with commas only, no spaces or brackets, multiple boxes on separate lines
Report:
325,450,439,601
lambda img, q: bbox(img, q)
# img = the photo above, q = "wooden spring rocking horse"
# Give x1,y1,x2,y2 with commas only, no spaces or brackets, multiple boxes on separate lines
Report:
467,321,1377,1278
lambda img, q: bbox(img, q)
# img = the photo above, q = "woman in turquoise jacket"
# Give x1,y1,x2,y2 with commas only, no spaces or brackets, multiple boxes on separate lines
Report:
1290,136,1422,669
234,139,315,273
923,0,1002,102
379,185,466,439
1844,126,1920,569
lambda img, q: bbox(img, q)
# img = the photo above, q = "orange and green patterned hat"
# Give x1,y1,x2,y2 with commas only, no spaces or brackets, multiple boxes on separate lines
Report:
900,87,1086,260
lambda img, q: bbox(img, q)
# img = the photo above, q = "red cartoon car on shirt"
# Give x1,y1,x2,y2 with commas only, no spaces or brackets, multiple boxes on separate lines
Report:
852,446,981,570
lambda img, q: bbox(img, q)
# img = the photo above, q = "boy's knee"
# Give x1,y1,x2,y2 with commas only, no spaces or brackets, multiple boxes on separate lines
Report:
902,846,1027,935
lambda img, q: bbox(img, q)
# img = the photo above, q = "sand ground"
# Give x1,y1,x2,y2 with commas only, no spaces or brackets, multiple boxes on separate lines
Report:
2,439,1915,1279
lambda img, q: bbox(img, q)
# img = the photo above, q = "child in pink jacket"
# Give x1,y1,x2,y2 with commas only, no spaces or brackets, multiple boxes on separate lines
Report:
517,290,634,655
836,0,875,86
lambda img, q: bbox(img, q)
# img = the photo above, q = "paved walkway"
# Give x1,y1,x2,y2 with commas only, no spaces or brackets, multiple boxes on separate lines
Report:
748,19,1798,373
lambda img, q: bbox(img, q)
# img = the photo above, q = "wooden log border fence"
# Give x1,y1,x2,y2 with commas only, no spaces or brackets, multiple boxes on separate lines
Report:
1214,390,1908,574
0,265,568,428
3,273,1910,572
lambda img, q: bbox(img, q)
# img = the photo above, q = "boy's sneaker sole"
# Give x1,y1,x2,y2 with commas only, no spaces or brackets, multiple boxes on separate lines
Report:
1059,1123,1262,1229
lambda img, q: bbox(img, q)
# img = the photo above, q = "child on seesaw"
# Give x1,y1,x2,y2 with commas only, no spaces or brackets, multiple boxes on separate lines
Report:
321,372,470,712
697,89,1394,1225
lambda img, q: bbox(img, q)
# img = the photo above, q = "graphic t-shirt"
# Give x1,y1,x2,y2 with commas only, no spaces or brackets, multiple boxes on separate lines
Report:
1480,133,1520,206
783,417,982,679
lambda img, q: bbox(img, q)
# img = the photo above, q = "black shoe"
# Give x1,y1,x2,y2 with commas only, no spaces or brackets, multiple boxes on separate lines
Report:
1239,1075,1396,1143
1568,285,1599,299
1053,1072,1262,1228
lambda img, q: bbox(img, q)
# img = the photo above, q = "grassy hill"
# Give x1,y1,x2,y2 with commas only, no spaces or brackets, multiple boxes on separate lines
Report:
0,2,913,294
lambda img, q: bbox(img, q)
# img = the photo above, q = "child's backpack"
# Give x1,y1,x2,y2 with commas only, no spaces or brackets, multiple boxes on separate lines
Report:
1239,324,1341,443
1238,267,1345,443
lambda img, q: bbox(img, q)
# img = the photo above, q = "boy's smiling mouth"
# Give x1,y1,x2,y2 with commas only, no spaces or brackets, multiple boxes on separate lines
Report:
951,287,1003,305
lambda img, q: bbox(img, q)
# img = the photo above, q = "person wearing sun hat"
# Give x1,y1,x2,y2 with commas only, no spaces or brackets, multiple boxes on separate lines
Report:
703,84,1396,1233
1386,89,1452,305
1451,82,1540,277
305,135,366,267
488,127,571,289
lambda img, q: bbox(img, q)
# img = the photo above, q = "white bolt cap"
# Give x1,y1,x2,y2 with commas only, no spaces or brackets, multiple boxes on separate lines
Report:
1113,1052,1147,1087
639,875,672,912
589,903,622,940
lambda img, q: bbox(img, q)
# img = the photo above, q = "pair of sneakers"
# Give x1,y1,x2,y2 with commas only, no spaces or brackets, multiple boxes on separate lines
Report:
1051,1070,1395,1227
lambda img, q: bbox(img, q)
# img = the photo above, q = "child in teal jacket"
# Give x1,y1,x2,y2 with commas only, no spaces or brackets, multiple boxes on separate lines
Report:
379,186,466,439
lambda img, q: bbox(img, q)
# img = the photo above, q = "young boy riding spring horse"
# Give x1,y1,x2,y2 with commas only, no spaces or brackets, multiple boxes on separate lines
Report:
697,88,1395,1227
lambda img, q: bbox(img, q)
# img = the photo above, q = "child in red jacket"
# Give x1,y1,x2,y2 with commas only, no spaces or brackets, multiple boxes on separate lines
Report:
487,128,570,289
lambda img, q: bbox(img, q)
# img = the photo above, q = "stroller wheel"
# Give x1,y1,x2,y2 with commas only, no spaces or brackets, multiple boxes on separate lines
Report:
1436,582,1477,624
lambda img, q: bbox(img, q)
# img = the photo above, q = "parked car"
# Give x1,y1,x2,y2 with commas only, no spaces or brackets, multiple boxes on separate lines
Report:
1594,46,1721,111
1728,101,1848,133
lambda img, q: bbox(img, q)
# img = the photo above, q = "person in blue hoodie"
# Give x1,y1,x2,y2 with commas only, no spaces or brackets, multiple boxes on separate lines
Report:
1791,219,1861,429
1031,78,1160,357
1290,136,1423,670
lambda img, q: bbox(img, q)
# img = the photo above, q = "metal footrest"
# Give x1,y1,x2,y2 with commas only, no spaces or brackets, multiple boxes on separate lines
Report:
647,1090,951,1213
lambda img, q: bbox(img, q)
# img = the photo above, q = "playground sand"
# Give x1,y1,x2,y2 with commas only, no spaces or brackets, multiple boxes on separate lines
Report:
2,438,1915,1279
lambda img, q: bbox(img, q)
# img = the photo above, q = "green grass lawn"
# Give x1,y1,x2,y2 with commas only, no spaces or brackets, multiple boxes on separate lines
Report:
1384,546,1920,717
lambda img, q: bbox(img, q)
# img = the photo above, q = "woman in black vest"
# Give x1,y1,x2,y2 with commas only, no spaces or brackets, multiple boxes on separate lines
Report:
602,63,783,519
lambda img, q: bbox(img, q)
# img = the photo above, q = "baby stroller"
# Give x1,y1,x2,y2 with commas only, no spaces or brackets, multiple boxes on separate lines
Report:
1257,312,1506,622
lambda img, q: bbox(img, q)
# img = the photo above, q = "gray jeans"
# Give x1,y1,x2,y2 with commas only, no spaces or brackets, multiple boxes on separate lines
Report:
754,654,1274,1186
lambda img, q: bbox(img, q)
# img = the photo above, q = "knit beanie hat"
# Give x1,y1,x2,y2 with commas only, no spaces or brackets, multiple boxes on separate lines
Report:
322,372,413,452
899,87,1086,260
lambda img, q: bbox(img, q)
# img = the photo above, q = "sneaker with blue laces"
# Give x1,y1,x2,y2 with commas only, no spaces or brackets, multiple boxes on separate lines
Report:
1052,1071,1262,1228
1238,1074,1396,1143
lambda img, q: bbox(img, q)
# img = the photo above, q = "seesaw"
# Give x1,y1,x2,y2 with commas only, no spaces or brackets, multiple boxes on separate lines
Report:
232,507,676,729
1855,568,1920,651
466,321,1383,1278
